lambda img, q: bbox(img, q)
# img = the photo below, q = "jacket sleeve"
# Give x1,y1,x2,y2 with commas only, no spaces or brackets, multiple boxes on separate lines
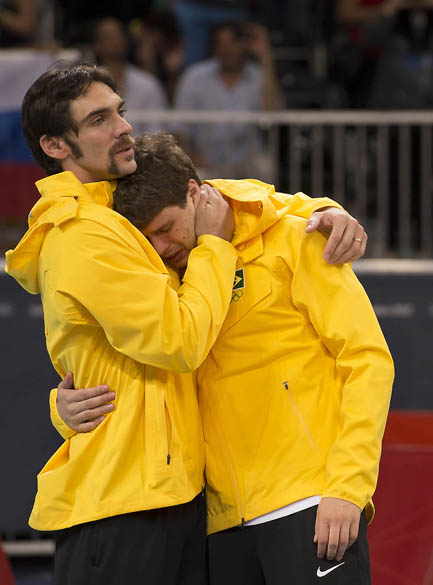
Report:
272,191,344,219
289,227,394,511
49,388,76,440
59,223,238,373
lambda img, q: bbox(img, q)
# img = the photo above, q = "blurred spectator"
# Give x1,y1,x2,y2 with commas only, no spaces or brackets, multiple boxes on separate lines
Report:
0,0,37,47
367,0,433,251
368,0,433,108
58,0,142,46
173,0,248,66
249,0,315,44
91,16,168,135
174,20,283,180
133,10,184,105
333,0,388,107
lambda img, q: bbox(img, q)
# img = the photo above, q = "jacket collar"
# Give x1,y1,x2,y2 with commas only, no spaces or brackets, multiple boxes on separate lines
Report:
35,171,116,209
204,179,279,263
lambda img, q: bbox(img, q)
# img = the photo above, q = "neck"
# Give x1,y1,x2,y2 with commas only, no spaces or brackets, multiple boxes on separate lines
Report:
219,65,243,87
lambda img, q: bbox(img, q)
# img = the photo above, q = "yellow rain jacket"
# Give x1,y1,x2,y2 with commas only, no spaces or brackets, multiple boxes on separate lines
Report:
5,171,240,531
198,179,394,535
6,172,334,531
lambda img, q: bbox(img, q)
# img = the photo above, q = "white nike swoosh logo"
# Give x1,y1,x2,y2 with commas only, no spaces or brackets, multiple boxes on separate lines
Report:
317,562,345,577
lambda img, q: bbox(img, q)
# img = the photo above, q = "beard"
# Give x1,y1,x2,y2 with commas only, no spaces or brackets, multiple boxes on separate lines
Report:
107,136,135,176
107,151,122,176
65,135,135,177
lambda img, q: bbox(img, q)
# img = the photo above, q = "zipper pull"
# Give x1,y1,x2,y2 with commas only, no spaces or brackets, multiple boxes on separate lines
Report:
283,381,289,390
167,453,171,465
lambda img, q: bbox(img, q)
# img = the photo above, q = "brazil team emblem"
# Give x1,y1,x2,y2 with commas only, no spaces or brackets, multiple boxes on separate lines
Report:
232,268,245,302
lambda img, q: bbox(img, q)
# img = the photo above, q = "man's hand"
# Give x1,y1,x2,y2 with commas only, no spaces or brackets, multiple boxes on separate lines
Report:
195,184,235,242
314,497,361,562
57,373,115,433
306,207,367,264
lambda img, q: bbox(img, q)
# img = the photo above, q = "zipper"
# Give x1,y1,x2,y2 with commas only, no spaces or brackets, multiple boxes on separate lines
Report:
164,400,173,465
283,381,317,452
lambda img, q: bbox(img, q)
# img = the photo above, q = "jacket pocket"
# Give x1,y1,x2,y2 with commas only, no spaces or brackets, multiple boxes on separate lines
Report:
164,399,173,465
282,380,318,452
144,366,175,469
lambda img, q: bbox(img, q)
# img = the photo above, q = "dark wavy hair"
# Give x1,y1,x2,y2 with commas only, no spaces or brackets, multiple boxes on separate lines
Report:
21,62,118,174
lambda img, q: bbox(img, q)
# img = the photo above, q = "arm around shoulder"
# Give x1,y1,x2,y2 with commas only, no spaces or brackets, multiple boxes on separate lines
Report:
60,221,237,372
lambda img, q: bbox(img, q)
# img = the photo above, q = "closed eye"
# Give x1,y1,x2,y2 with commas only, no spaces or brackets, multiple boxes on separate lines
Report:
156,226,171,235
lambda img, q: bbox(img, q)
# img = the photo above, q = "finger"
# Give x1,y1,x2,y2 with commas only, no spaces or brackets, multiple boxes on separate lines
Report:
316,517,330,559
197,187,209,204
305,212,321,233
78,392,115,411
69,394,115,416
333,230,367,264
200,184,213,199
59,372,74,389
326,230,359,264
314,509,320,544
335,523,350,561
325,221,359,264
360,231,368,258
66,386,113,403
348,519,360,548
74,403,114,422
70,394,115,416
322,218,347,262
75,416,106,433
202,186,221,206
326,523,340,561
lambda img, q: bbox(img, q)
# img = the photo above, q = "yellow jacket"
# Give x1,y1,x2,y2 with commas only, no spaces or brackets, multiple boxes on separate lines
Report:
5,171,240,531
198,179,394,535
6,172,333,531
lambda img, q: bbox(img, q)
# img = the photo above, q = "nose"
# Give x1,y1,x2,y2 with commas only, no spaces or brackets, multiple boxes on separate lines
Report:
149,236,170,257
115,113,132,136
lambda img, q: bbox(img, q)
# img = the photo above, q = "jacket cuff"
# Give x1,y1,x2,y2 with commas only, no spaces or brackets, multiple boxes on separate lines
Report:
312,197,344,211
49,388,76,440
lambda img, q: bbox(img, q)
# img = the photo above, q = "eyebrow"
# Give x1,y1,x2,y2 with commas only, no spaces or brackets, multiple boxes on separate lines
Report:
78,99,125,127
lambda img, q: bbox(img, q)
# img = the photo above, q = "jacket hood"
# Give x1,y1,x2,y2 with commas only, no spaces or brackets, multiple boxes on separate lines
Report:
5,172,116,294
204,179,293,247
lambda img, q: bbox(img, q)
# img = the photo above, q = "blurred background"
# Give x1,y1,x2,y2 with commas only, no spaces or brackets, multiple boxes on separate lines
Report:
0,1,432,584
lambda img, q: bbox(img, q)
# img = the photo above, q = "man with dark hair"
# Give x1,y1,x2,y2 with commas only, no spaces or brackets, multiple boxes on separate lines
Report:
21,64,123,175
54,133,392,585
174,20,281,180
6,63,239,585
7,64,368,585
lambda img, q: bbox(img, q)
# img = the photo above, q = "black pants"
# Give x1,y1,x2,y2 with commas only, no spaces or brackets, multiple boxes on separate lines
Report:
207,506,371,585
54,492,207,585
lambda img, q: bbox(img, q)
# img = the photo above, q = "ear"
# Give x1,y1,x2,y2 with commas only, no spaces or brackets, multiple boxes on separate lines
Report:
187,179,202,209
39,135,70,161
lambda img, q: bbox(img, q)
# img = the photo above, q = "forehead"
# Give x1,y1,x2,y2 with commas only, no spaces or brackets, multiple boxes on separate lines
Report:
69,81,121,124
142,205,189,235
